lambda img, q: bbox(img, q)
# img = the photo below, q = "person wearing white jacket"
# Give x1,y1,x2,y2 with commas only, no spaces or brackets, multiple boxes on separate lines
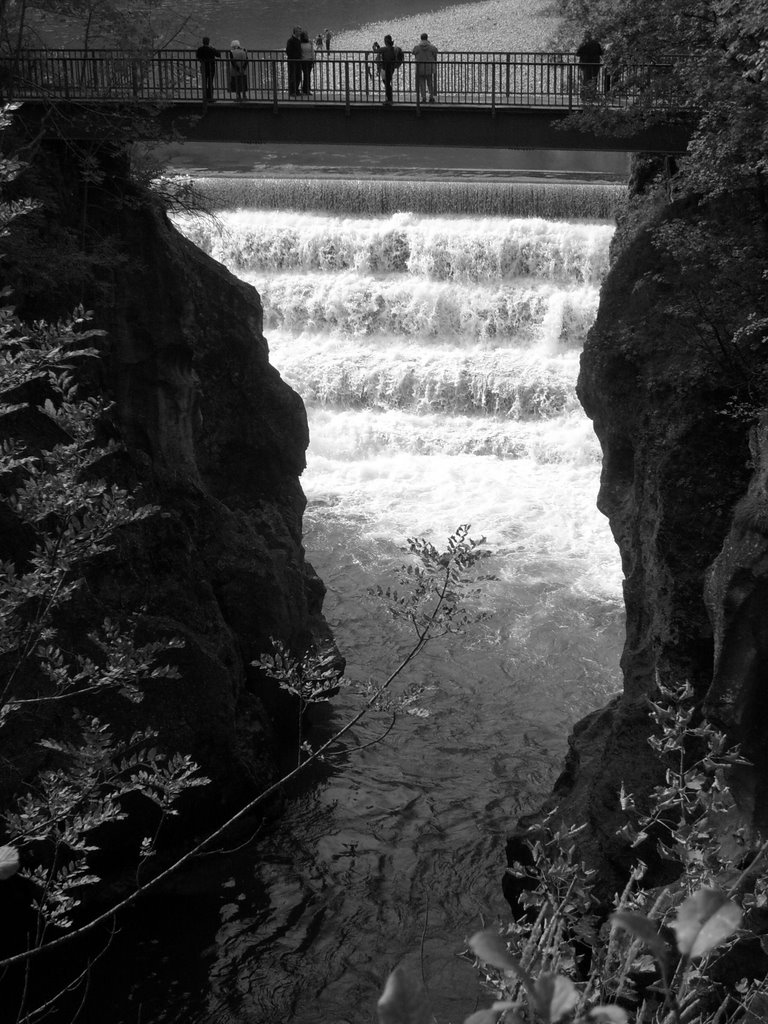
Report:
228,41,248,101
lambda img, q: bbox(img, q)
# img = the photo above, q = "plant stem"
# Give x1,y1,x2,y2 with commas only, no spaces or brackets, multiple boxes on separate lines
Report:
727,838,768,898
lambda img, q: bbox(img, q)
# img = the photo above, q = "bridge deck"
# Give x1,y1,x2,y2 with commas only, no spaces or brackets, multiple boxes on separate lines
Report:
3,49,691,153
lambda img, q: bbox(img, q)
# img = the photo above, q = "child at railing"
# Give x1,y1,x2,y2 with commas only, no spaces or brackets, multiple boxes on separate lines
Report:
366,42,383,85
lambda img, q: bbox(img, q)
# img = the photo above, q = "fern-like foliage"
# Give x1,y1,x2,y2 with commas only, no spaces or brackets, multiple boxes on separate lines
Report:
0,301,208,957
375,523,493,641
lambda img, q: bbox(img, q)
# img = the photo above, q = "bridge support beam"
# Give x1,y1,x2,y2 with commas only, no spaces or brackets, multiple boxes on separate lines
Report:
162,103,692,154
14,101,693,154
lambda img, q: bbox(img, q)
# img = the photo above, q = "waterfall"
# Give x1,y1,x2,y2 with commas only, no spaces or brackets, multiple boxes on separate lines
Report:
165,179,624,1024
184,175,624,219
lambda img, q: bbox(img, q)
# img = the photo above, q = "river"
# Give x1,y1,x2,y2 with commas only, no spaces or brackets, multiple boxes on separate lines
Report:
93,172,625,1024
38,0,502,53
29,0,629,1013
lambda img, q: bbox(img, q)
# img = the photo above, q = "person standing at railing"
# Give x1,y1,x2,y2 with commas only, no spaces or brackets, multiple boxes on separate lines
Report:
576,32,603,95
286,26,302,96
379,34,404,106
196,37,220,103
324,29,333,52
300,31,315,95
366,41,383,84
412,32,438,103
228,41,248,101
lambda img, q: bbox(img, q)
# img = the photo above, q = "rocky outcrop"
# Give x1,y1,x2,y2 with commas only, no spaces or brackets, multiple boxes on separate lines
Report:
3,141,333,807
98,192,335,799
506,185,768,897
705,416,768,826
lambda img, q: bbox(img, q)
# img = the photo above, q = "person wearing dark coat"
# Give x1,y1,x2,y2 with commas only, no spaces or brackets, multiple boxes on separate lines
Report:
195,36,220,102
576,33,603,90
379,34,403,106
286,26,302,95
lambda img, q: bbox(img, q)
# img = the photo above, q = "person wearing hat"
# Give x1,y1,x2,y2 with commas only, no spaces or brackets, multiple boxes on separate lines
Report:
228,40,248,101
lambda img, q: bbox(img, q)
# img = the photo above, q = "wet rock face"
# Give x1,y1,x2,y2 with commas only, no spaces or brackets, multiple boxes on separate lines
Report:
514,188,768,892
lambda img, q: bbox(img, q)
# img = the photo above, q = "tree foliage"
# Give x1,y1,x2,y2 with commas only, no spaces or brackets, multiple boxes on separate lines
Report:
0,299,209,962
2,0,195,51
553,0,768,198
0,141,210,1016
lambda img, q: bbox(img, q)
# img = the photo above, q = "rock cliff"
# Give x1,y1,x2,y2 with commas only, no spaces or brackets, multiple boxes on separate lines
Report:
507,182,768,897
2,141,332,807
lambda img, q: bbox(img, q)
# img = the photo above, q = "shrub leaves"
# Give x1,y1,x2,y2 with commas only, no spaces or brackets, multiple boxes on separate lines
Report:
672,888,742,958
533,973,579,1023
610,910,669,963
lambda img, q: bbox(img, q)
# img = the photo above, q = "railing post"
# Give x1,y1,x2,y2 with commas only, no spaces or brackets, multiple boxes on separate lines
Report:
490,61,496,116
505,52,510,99
272,59,278,111
62,57,70,100
345,60,350,115
568,63,573,109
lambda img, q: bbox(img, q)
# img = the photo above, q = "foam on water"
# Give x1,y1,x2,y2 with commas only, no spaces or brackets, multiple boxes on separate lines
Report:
303,406,602,462
251,273,599,345
175,210,614,284
269,334,583,417
303,449,617,598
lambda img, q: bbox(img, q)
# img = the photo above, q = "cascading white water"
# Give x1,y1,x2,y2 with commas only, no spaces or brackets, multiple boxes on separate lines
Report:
164,181,624,1024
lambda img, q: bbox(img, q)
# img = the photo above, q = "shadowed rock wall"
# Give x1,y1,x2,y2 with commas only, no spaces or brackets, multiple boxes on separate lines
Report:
94,195,331,800
506,184,768,896
1,142,332,808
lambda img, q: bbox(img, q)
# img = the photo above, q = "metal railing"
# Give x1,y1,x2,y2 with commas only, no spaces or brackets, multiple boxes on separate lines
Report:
0,49,679,111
